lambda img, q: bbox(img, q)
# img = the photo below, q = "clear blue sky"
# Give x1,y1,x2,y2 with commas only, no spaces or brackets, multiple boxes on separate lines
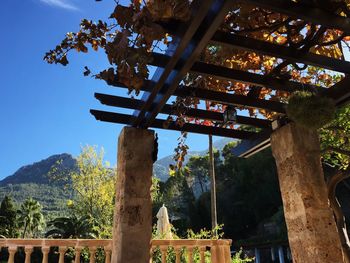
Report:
0,0,219,179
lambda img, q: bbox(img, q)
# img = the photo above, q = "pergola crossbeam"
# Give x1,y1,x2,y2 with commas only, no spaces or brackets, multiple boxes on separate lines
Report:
161,24,350,74
133,0,233,128
323,76,350,106
107,82,286,114
175,87,286,114
90,109,260,139
244,0,350,34
231,130,271,158
90,0,350,161
95,93,272,129
211,31,350,74
150,52,321,93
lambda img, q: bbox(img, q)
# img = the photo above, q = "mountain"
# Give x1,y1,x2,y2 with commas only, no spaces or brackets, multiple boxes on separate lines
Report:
0,138,235,215
1,138,234,185
0,154,76,217
0,153,76,186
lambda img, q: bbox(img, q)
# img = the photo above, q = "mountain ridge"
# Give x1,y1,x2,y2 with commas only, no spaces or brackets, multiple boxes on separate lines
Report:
1,137,235,185
0,153,76,186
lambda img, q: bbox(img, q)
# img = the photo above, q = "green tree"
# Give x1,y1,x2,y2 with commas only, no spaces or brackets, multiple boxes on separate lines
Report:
184,150,221,197
46,215,96,239
0,196,18,237
186,145,284,243
319,104,350,261
320,104,350,170
157,172,196,236
51,145,115,238
17,198,45,238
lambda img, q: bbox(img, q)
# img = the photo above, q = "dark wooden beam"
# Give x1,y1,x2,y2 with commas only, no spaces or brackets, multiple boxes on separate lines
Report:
191,62,320,93
134,0,234,128
132,0,225,127
211,31,350,74
161,23,350,74
108,81,286,114
244,0,350,34
90,110,259,139
175,87,286,114
231,130,271,158
95,93,272,129
150,52,320,93
323,76,350,107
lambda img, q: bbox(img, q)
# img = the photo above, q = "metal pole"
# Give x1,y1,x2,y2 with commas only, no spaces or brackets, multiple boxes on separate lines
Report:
209,134,218,236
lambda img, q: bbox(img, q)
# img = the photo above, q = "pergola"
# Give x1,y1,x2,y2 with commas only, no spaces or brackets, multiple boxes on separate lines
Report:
88,1,350,262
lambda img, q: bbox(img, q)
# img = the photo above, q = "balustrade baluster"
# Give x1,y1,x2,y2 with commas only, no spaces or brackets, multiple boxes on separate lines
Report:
24,247,33,263
74,247,82,263
223,243,231,263
160,246,167,263
278,246,285,263
175,246,181,263
255,248,261,263
199,247,205,263
41,247,50,263
210,245,218,263
58,247,66,263
89,247,97,263
7,247,17,263
0,238,233,263
271,247,276,262
105,249,111,263
187,246,194,263
149,247,154,263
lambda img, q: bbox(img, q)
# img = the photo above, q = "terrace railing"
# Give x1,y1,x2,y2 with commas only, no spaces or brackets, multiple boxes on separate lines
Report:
151,239,232,263
0,238,232,263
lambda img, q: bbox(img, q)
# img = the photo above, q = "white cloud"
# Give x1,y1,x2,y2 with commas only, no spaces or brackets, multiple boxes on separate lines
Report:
39,0,79,11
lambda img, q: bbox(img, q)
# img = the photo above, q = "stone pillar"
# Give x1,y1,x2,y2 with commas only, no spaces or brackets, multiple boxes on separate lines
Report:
271,123,344,263
112,127,155,263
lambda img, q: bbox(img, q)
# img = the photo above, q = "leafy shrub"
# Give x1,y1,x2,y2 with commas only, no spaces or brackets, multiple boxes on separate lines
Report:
231,249,254,263
152,225,253,263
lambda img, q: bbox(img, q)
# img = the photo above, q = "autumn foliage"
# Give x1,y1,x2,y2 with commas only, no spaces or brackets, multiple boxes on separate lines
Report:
45,0,350,119
44,0,350,166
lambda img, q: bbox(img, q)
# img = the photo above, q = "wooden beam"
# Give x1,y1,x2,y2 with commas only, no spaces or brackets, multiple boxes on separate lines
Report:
161,23,350,74
95,93,272,129
134,0,234,128
90,110,260,139
191,62,320,93
132,0,223,127
231,130,271,158
150,52,320,93
211,31,350,74
323,76,350,107
244,0,350,34
107,81,286,114
175,87,286,114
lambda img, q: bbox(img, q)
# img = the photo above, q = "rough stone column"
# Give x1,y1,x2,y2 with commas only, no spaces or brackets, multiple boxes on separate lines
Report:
271,122,344,263
112,127,155,263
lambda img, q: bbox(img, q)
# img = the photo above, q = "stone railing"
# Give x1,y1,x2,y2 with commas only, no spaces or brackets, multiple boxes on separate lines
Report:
0,239,112,263
151,239,232,263
0,238,232,263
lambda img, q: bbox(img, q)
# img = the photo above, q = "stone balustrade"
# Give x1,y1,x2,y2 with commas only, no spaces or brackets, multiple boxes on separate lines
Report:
0,238,231,263
0,239,112,263
151,239,232,263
